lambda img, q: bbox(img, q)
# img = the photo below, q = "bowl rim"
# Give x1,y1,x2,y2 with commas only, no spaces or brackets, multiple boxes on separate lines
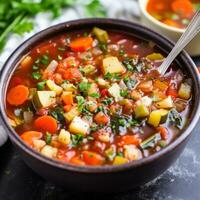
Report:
0,18,199,173
138,0,185,33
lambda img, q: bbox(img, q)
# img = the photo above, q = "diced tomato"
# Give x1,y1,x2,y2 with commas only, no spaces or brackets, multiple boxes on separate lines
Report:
63,105,72,112
70,37,93,52
94,112,110,125
9,76,23,87
82,151,104,165
60,68,82,81
100,89,108,96
166,84,177,98
118,135,141,147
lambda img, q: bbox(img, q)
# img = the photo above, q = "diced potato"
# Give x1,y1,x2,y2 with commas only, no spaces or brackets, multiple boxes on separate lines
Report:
61,83,77,92
92,27,109,43
69,117,89,136
148,109,168,127
46,80,63,95
134,104,149,118
113,156,128,165
41,145,58,158
102,57,125,74
178,83,191,100
32,91,56,109
155,96,174,109
137,96,152,107
124,145,142,161
33,139,46,151
146,53,164,61
58,129,71,145
64,107,80,123
108,83,121,101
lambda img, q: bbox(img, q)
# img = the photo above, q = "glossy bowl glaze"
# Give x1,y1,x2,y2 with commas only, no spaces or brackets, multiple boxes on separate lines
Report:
0,18,199,193
139,0,200,56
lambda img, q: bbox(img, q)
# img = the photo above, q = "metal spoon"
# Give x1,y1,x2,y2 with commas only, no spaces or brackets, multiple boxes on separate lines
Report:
158,10,200,75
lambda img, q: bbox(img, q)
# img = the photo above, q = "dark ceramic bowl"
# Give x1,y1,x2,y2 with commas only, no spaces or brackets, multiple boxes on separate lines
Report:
0,19,199,193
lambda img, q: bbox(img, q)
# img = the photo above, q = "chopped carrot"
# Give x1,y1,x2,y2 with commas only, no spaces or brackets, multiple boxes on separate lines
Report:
70,156,85,166
70,37,93,52
157,126,168,140
118,135,142,147
171,0,194,18
21,131,42,147
94,112,110,125
62,93,73,105
64,105,72,112
82,151,104,165
7,85,29,106
198,67,200,73
34,116,57,133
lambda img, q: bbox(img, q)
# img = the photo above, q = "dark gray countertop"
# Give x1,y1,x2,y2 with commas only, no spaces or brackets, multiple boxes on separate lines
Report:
0,59,199,200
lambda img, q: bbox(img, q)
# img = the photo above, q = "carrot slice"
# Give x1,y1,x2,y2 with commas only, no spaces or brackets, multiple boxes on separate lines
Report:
82,151,104,166
70,156,85,166
63,104,72,112
34,116,57,133
70,37,93,52
94,112,110,125
21,131,42,147
157,126,168,140
171,0,194,18
7,85,29,106
198,67,200,73
62,93,73,105
163,19,181,28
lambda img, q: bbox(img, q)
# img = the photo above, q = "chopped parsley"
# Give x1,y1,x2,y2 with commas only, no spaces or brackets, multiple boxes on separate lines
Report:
120,89,128,97
168,108,183,129
123,77,137,89
102,97,113,105
78,81,91,96
71,134,83,147
90,93,100,98
104,72,120,81
32,72,41,80
40,54,49,65
76,96,85,112
37,80,46,90
45,132,52,145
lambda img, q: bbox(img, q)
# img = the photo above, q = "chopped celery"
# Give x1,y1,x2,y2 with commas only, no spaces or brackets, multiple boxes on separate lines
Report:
140,133,161,149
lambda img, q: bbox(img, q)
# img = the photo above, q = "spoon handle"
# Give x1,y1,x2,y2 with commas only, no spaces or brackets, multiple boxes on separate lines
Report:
158,11,200,75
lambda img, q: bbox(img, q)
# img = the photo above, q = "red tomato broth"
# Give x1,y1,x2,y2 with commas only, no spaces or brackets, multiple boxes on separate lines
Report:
146,0,200,29
6,28,192,166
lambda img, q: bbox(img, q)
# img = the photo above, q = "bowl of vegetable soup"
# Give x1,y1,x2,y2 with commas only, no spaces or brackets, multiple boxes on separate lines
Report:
0,18,199,192
139,0,200,56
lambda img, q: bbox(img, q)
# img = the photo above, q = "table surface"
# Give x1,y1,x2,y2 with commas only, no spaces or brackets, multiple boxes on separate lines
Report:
0,58,199,200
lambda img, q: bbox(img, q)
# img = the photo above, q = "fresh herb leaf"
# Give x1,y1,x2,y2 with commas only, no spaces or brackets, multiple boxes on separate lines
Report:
140,133,161,149
90,93,100,98
32,72,41,80
120,89,128,97
49,107,64,123
168,108,183,129
71,134,83,147
78,81,91,96
102,97,113,105
37,80,46,90
123,77,137,89
41,54,49,65
104,72,120,81
76,96,85,112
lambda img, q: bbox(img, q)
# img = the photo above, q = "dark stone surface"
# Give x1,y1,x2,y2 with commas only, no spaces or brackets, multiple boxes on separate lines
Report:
0,58,199,200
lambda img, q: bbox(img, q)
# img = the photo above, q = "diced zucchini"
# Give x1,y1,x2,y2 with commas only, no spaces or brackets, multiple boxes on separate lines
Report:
81,64,96,75
102,57,125,74
92,27,109,43
155,96,174,109
69,117,89,136
146,53,164,61
178,83,191,100
32,91,56,109
41,145,58,158
108,83,121,101
134,105,149,118
140,133,161,149
148,109,168,127
46,80,63,95
113,156,128,165
58,129,71,145
64,107,80,123
61,83,77,93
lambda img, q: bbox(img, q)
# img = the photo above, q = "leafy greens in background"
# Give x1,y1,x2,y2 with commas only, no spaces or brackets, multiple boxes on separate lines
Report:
0,0,106,52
